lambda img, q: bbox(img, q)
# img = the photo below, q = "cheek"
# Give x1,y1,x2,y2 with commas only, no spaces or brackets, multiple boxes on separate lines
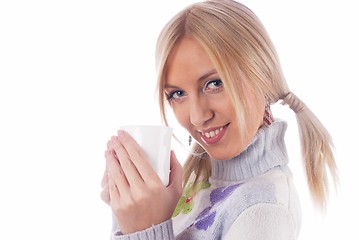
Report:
172,104,191,130
217,95,236,117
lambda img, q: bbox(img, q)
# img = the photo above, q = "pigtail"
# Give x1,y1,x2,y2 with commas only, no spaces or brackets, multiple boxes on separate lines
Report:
281,92,338,210
182,143,211,189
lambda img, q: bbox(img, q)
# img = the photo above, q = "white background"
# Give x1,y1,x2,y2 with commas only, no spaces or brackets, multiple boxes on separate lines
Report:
0,1,358,239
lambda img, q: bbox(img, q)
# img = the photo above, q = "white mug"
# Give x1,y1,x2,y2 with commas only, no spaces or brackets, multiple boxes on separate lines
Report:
120,125,173,186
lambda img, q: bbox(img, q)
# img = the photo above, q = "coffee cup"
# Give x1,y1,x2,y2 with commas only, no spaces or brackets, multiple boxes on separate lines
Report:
120,125,173,186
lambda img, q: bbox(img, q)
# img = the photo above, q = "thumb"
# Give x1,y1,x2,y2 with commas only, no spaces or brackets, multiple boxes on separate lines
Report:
168,150,183,196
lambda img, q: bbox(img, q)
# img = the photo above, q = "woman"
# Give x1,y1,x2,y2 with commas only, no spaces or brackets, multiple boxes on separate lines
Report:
101,0,338,239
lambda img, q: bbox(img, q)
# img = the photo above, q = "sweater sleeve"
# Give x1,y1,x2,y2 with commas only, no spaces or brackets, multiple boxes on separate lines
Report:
224,203,298,240
112,219,175,240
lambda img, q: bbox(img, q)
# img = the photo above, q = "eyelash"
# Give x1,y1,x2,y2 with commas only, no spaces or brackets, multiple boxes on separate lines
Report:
166,90,186,102
204,79,223,93
166,79,223,103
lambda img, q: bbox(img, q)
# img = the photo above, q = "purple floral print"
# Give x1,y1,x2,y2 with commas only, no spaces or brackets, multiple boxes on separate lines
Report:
194,183,241,230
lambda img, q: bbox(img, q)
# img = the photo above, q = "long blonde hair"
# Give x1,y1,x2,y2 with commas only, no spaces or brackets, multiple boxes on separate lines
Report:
155,0,338,210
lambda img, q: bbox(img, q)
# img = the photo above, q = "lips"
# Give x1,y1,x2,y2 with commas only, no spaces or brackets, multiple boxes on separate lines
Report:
197,124,228,145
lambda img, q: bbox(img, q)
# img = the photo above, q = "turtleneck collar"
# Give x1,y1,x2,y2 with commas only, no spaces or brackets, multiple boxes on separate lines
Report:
210,120,289,181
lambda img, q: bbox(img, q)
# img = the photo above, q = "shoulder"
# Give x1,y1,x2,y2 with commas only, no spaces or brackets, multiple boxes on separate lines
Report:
216,166,301,238
224,203,299,240
212,167,301,237
222,166,298,209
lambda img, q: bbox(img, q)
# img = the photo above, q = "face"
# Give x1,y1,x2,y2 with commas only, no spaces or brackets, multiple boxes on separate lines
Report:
165,37,265,160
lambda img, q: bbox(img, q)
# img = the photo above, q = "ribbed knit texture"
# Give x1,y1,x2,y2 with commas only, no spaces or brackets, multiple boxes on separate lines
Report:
113,220,174,240
210,120,288,181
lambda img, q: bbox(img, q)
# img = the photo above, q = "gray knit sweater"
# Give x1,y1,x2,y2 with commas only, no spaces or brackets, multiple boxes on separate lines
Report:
112,120,301,239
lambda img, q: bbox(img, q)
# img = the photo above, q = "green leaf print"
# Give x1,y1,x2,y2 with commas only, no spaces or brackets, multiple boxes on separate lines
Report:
172,181,211,217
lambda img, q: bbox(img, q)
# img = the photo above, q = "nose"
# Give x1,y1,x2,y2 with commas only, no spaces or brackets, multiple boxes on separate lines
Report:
189,96,214,126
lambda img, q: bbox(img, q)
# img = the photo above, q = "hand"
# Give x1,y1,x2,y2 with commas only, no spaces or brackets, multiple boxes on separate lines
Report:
105,130,182,234
100,167,110,205
100,140,114,206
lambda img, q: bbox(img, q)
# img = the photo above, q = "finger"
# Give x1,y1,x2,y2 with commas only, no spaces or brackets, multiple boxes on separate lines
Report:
101,149,110,205
100,182,110,205
108,175,121,208
107,139,112,150
111,136,145,186
105,149,129,195
117,130,159,182
101,167,108,188
102,149,109,187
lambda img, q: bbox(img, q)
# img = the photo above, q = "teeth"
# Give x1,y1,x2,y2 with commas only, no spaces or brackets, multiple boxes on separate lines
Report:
201,127,223,138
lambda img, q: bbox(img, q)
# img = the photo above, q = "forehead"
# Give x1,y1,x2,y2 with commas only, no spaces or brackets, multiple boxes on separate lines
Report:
165,38,216,86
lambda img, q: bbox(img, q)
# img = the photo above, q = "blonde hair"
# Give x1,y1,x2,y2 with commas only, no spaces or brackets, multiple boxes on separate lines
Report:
155,0,338,210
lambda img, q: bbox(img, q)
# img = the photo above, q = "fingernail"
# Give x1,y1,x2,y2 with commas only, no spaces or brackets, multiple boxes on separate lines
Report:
117,130,125,139
111,136,118,142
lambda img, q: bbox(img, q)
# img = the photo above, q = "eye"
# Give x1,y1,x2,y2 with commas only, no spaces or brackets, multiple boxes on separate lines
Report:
166,90,187,103
204,79,223,94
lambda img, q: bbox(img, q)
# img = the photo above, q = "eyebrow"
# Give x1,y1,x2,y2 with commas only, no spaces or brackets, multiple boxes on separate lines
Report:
164,69,217,89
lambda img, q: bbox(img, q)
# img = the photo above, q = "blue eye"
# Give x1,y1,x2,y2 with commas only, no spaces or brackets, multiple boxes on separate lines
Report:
204,79,223,93
166,90,186,103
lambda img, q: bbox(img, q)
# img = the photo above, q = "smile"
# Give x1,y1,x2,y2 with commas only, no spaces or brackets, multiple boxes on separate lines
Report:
200,127,224,138
197,124,228,145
